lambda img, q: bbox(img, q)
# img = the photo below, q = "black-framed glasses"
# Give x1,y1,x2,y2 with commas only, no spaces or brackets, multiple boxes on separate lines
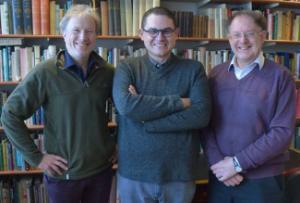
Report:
142,28,176,37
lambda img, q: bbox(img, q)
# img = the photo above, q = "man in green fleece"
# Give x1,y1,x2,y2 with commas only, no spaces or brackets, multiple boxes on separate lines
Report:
113,6,211,203
1,4,115,203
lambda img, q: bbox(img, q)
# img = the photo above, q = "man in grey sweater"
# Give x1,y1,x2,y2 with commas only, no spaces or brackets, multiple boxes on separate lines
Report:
113,7,211,203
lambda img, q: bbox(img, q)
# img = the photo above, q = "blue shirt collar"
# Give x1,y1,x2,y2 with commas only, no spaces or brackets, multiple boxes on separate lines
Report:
64,51,96,81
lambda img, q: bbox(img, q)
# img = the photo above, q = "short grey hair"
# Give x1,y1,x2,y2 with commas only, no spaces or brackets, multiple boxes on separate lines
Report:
228,10,267,31
60,4,100,34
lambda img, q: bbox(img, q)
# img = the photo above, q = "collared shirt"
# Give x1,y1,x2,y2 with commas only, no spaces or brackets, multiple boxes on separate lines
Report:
228,52,265,80
64,51,96,82
148,55,171,69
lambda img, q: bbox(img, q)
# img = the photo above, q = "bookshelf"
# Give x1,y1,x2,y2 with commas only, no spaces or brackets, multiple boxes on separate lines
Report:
0,0,299,202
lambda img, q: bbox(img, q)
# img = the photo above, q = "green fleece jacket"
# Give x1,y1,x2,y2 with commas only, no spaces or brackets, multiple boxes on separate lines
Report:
1,50,115,180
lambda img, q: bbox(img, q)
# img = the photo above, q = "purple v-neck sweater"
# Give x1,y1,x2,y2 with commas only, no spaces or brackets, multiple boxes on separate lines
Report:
203,59,296,179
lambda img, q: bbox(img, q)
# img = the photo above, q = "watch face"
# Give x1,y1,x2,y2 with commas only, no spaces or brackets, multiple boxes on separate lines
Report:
233,158,242,172
235,166,242,172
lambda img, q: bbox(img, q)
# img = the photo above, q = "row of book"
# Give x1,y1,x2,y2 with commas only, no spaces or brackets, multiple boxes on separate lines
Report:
1,45,300,82
0,0,161,36
99,46,300,79
2,0,300,40
265,9,300,41
0,134,44,171
0,177,48,203
0,0,68,35
0,45,57,82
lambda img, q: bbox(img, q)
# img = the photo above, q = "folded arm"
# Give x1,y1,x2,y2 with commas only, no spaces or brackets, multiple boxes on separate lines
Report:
144,66,211,132
113,62,185,122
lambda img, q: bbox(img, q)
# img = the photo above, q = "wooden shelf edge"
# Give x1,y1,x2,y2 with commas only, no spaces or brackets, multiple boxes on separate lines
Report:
0,169,43,175
0,122,117,133
0,35,299,45
208,0,300,6
195,179,209,185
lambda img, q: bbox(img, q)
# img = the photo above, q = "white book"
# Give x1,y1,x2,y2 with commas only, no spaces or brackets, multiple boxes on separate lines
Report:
214,8,220,39
0,3,10,34
0,49,2,82
146,0,153,12
139,0,146,29
12,47,21,81
125,0,133,36
153,0,160,7
33,45,41,66
132,0,139,36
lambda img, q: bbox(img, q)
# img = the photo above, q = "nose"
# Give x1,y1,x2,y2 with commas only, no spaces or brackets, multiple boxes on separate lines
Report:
240,33,249,42
156,31,166,39
79,31,87,40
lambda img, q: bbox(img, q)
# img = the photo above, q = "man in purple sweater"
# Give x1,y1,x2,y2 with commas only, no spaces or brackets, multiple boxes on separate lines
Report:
203,10,296,203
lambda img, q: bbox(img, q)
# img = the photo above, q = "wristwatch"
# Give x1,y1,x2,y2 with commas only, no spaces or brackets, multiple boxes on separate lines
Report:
232,157,242,173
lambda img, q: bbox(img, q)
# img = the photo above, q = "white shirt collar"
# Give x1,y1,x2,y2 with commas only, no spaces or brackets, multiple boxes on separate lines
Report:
228,52,265,71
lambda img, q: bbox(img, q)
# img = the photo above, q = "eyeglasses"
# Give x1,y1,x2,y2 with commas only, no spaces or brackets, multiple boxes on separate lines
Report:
142,28,176,37
229,31,264,40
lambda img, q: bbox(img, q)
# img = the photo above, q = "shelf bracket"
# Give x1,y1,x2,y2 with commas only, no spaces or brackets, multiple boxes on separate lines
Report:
263,3,280,9
197,0,211,8
198,40,209,46
264,42,277,47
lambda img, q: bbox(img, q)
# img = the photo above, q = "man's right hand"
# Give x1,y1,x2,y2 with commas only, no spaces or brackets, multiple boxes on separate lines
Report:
181,98,191,109
223,174,244,187
38,154,68,176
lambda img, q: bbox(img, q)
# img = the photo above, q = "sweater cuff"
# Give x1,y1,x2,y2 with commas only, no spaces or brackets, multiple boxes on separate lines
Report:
27,152,44,168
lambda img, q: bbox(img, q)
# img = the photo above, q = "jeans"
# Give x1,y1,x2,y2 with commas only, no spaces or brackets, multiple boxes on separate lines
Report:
208,172,285,203
117,173,196,203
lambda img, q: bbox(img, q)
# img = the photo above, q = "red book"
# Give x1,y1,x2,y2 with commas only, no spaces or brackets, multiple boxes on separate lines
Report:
40,0,50,35
32,0,41,35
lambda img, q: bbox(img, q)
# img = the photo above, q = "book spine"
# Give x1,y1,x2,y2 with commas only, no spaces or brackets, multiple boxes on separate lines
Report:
108,0,114,35
11,0,24,34
113,0,120,35
0,2,10,34
32,0,41,34
100,1,109,35
23,0,33,34
40,0,50,35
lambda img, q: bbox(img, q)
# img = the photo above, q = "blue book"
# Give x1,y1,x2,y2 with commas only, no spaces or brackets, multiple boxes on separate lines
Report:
11,0,24,34
2,47,9,81
23,0,33,34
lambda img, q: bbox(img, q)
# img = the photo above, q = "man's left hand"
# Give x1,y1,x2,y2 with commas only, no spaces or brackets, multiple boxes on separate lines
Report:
211,156,236,182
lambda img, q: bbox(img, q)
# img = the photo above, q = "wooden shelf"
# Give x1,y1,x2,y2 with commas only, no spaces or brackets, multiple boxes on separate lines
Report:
0,122,117,133
0,169,43,176
207,0,300,6
195,179,209,185
0,125,43,133
0,34,300,44
0,81,19,85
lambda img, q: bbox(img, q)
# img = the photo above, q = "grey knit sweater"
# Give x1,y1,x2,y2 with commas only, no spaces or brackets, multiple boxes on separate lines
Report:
113,54,211,183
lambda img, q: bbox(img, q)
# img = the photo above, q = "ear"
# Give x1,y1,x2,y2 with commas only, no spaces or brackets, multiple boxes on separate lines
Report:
261,30,267,41
139,29,144,41
175,27,180,37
